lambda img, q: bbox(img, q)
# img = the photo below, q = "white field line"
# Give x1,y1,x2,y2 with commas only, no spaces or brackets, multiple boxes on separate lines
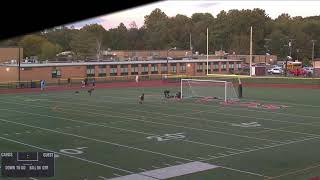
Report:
35,101,320,139
0,107,247,152
0,104,283,144
2,123,265,179
10,94,320,136
57,88,320,119
201,136,320,162
11,91,320,122
0,117,193,162
220,166,269,178
0,136,133,174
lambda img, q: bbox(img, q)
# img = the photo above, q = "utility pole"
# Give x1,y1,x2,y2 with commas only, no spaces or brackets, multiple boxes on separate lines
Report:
311,40,317,75
190,32,193,58
18,47,21,86
264,38,271,64
249,26,253,76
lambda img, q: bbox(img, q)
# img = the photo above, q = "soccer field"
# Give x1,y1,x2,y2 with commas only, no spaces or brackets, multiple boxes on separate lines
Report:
0,85,320,180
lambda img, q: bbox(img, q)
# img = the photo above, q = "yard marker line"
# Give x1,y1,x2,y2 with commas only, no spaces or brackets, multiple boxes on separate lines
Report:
220,166,269,178
6,101,270,143
112,174,122,177
0,118,193,162
226,151,237,154
53,90,320,120
201,136,319,162
33,97,320,139
197,157,206,160
9,97,320,144
218,153,227,156
98,176,108,179
266,163,320,179
182,139,243,152
139,168,147,171
8,97,320,141
0,107,282,148
15,90,320,121
0,136,134,174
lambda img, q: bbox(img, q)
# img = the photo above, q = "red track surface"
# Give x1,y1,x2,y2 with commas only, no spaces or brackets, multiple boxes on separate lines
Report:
0,80,319,94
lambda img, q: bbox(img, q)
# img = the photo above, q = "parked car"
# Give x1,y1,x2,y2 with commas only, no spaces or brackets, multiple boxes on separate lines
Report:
269,68,283,74
303,67,314,73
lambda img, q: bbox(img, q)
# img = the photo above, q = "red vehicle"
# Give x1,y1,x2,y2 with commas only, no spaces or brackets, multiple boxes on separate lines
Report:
289,68,306,76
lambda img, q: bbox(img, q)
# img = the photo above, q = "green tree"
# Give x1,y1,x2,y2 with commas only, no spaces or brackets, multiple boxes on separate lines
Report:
18,35,47,57
40,41,62,60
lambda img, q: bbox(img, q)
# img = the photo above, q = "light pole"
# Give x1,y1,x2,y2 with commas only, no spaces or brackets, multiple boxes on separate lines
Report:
264,38,271,65
311,40,317,75
18,47,21,86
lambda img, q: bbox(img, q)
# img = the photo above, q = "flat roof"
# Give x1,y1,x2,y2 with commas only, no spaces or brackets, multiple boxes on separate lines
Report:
1,59,241,67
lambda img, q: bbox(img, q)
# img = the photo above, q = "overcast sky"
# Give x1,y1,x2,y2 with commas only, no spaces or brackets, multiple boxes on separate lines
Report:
68,0,320,29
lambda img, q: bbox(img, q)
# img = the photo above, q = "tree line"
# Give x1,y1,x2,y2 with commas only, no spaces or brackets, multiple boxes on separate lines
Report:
1,8,319,65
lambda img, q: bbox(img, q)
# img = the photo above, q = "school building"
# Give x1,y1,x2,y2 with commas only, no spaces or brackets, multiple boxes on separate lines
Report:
0,59,242,83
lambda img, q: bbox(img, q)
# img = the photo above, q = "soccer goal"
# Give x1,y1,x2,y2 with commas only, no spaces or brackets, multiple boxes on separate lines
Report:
181,79,239,102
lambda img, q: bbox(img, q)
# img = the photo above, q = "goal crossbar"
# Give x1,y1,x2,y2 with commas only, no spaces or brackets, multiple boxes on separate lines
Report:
181,79,238,102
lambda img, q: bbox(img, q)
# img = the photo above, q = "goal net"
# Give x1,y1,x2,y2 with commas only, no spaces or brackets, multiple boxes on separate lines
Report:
181,79,239,102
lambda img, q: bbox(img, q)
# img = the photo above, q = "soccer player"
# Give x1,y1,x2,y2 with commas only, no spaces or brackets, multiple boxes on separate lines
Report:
92,79,96,87
164,90,170,98
88,88,94,96
139,93,144,104
176,91,181,99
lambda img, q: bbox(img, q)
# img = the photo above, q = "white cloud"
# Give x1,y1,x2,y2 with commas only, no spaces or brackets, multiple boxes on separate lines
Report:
69,1,320,29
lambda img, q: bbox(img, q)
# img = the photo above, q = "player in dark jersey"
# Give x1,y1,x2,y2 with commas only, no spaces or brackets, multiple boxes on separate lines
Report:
88,88,94,96
139,93,144,104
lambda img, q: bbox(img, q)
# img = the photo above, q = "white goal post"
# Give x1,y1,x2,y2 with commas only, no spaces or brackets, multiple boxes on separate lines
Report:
180,79,239,102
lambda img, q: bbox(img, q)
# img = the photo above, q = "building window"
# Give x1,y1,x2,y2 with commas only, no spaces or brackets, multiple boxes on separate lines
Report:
213,63,219,71
229,62,234,70
121,65,128,76
86,65,95,77
237,62,242,69
52,69,61,78
205,63,211,73
222,62,227,70
197,63,203,72
170,63,177,73
180,63,186,73
142,64,148,75
151,64,158,74
131,64,138,75
110,65,117,76
98,65,106,77
161,64,168,73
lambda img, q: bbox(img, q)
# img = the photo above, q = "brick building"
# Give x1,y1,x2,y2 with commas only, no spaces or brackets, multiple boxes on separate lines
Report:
314,58,320,76
0,59,242,82
0,47,23,63
103,50,192,61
